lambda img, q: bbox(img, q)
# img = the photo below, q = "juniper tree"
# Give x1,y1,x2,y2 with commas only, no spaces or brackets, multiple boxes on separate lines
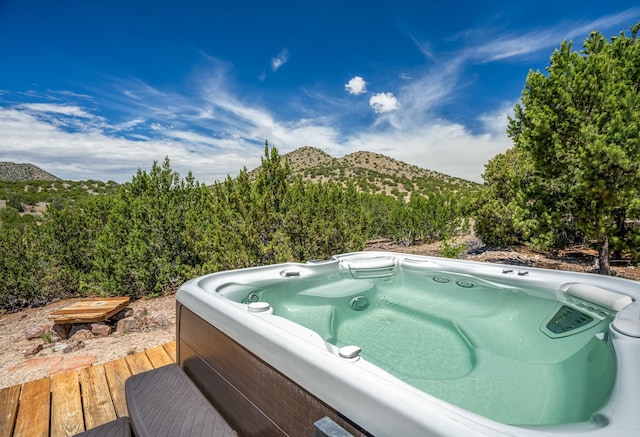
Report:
507,24,640,274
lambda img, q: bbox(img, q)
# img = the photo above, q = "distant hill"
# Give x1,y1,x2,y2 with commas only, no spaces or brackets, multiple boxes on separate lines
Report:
0,162,60,181
252,146,479,198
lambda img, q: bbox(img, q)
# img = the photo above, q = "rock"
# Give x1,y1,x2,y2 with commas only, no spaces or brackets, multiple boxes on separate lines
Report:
141,313,168,330
24,343,43,357
70,329,92,342
112,308,133,321
52,324,72,340
9,356,62,373
116,316,139,333
63,341,85,354
52,343,68,352
69,324,92,338
133,307,147,320
48,355,97,376
24,326,45,340
91,323,112,337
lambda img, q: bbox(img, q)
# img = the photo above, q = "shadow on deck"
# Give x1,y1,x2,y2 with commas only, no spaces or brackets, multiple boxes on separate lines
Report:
0,341,176,437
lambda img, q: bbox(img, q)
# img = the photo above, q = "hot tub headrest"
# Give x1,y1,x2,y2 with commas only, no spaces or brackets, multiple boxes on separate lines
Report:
341,256,396,270
341,256,397,279
566,283,633,311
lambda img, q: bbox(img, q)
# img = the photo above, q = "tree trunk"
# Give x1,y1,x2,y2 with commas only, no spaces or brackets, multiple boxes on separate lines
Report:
611,210,626,260
598,235,611,275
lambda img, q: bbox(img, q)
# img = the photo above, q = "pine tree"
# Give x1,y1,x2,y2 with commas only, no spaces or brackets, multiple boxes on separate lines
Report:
508,25,640,274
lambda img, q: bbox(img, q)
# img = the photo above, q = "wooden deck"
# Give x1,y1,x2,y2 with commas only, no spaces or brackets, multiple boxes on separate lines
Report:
0,341,176,437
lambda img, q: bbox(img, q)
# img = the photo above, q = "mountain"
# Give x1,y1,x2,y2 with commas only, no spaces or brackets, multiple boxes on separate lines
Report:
254,146,479,198
0,162,60,181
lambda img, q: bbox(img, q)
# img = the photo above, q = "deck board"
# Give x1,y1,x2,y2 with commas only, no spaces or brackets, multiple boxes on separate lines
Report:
164,340,176,362
0,384,20,437
80,365,117,430
145,344,174,368
50,371,84,437
125,351,154,375
0,341,177,437
13,377,50,437
102,358,131,418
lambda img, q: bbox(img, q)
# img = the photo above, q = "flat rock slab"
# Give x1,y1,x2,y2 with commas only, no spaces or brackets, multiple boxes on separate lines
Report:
49,297,130,324
48,355,97,376
9,356,63,373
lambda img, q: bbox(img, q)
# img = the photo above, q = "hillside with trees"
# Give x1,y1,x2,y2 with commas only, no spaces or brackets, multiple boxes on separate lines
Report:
254,146,478,199
0,145,471,312
0,162,60,181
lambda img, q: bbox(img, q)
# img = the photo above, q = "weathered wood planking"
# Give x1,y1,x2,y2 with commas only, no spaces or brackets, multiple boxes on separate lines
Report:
164,340,176,362
49,297,130,324
0,342,177,437
13,377,50,437
125,352,154,375
103,358,131,418
145,344,174,368
50,371,84,437
79,365,117,430
0,384,20,437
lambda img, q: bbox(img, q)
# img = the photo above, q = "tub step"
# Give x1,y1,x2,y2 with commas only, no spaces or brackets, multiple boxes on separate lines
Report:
125,363,237,437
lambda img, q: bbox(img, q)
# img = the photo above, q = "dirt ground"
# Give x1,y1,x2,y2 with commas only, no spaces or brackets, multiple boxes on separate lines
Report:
0,294,176,389
2,235,639,389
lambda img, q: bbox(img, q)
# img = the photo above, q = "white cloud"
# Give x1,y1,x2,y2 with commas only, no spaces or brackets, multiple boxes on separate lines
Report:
271,49,289,71
478,103,515,136
369,92,400,113
0,105,258,183
18,103,96,119
345,76,367,95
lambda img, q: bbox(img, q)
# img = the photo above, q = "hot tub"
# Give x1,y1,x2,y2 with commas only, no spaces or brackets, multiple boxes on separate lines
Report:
176,252,640,436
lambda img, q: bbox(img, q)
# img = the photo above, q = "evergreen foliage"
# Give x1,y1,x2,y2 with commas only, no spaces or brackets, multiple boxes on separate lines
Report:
0,144,469,311
474,23,640,274
93,158,198,297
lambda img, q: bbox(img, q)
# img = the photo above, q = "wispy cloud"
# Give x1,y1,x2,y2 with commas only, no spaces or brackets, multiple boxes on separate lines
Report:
0,58,510,184
0,103,259,183
271,48,289,71
465,8,640,63
18,103,96,119
8,19,572,186
114,118,146,131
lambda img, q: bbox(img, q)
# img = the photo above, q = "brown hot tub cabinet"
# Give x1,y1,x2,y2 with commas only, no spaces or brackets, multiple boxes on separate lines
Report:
176,303,370,436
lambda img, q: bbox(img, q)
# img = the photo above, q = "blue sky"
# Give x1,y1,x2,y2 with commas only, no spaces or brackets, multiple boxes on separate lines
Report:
1,1,638,183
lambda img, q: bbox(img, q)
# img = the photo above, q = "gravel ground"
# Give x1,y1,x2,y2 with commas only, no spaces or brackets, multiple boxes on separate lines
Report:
0,294,176,389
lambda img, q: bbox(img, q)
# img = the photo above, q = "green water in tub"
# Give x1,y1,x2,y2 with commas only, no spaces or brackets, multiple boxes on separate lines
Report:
245,271,616,426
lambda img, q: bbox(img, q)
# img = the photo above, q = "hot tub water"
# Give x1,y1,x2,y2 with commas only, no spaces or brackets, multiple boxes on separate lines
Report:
250,269,616,426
